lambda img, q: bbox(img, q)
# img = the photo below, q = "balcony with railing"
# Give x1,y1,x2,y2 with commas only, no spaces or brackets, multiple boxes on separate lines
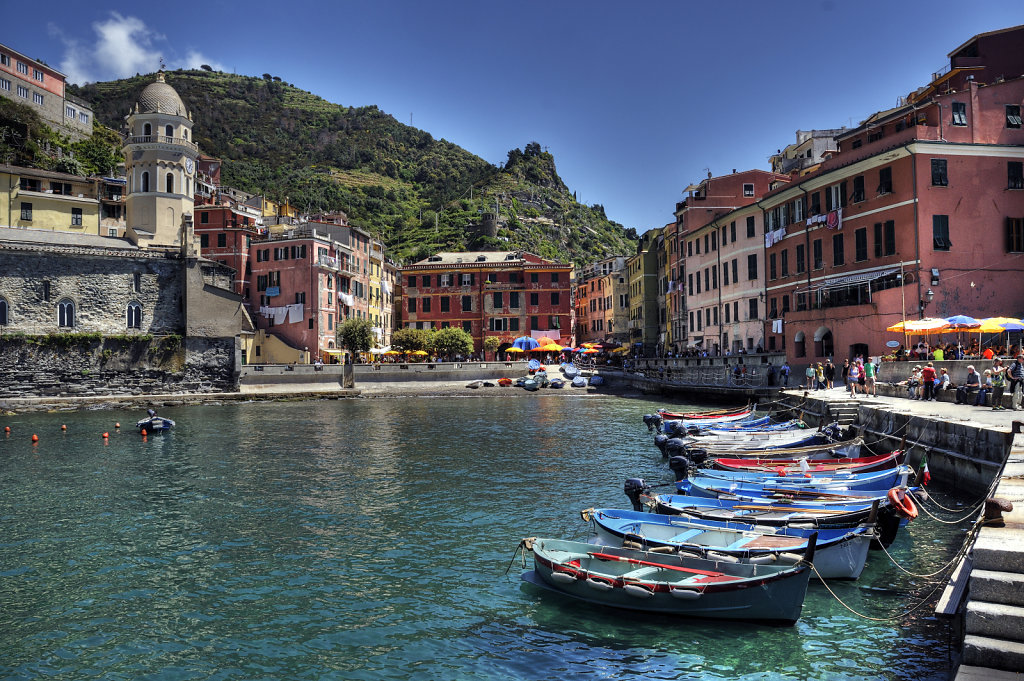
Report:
125,135,199,152
316,255,341,272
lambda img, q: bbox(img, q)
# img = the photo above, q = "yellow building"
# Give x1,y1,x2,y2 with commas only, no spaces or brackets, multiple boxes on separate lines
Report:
1,164,102,233
367,237,389,349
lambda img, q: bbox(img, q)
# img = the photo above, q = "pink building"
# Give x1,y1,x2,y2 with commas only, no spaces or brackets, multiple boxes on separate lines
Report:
762,25,1024,364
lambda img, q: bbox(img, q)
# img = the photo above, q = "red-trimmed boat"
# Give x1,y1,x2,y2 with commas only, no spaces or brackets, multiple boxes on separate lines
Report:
710,451,905,475
658,404,754,422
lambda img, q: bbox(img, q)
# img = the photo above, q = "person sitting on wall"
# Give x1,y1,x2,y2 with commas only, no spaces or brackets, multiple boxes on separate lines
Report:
976,370,994,406
955,366,981,404
900,366,921,399
937,368,952,393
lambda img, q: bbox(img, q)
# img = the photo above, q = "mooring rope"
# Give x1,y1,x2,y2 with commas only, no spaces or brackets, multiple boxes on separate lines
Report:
908,492,984,525
877,518,982,578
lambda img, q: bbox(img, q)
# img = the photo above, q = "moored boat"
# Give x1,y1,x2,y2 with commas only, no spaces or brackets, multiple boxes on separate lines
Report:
710,451,905,475
686,465,914,494
136,413,175,432
549,378,565,389
658,404,754,421
571,376,587,388
522,536,815,623
583,507,872,580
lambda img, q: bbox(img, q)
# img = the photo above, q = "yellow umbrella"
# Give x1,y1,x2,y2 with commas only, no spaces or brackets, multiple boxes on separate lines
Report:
611,346,630,353
383,350,401,355
886,317,949,333
539,343,564,352
412,350,428,356
978,317,1024,333
505,346,524,353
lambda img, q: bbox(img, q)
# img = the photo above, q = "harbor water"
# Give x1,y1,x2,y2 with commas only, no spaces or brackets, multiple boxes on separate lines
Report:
0,396,971,680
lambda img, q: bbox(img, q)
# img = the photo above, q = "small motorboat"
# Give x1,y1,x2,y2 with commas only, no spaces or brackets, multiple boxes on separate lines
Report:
466,380,484,389
571,376,587,388
710,451,906,475
589,375,605,386
659,405,754,422
563,364,579,379
497,378,513,387
523,378,539,391
522,536,815,623
549,378,565,389
137,410,174,433
534,370,550,387
584,507,872,580
482,381,495,387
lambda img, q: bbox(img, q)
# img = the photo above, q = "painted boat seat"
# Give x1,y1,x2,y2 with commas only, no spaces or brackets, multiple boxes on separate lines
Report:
666,529,706,543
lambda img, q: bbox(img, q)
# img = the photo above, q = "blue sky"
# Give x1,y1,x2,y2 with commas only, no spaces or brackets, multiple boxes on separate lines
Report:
14,1,1024,233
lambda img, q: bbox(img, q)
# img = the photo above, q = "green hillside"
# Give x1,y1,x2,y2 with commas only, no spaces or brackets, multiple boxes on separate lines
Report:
70,70,637,263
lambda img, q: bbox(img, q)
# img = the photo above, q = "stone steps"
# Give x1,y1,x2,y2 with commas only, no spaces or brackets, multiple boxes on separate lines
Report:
966,601,1024,643
962,634,1024,671
971,569,1024,607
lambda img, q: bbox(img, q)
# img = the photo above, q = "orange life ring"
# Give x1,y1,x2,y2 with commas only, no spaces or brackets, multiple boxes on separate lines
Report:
887,488,918,520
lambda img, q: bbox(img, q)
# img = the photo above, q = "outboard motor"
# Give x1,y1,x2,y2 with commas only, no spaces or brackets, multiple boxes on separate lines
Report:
668,455,692,481
642,414,664,432
624,478,649,512
664,438,688,458
688,449,709,467
822,422,841,441
663,420,683,437
653,434,669,455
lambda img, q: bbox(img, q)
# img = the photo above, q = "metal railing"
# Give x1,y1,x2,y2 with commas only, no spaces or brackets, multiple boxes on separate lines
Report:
126,135,199,152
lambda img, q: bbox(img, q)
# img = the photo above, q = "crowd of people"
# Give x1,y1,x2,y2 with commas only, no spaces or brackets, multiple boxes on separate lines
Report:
883,341,1020,362
894,354,1024,410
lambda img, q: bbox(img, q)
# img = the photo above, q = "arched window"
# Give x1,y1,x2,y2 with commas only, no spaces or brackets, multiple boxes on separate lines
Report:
143,122,151,136
57,299,75,328
126,302,142,329
794,330,806,358
0,296,8,326
166,172,174,194
183,130,188,141
165,124,173,137
141,171,149,193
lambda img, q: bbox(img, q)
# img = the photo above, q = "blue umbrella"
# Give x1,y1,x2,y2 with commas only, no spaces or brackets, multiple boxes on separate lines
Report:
512,336,539,351
945,315,981,329
561,346,574,352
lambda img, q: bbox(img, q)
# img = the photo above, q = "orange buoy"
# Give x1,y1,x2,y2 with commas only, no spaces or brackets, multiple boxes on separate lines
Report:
31,434,39,442
61,425,67,431
115,422,121,429
141,428,147,436
3,426,10,433
102,432,109,438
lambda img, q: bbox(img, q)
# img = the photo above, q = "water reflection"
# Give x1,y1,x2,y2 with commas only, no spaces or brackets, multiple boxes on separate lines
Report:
0,397,960,680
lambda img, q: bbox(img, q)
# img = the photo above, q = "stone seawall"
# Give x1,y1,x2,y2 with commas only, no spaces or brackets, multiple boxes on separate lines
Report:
0,334,237,401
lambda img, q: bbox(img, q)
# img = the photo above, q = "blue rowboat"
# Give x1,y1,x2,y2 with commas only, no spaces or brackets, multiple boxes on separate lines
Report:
522,536,815,624
571,376,587,388
584,507,872,580
562,363,579,379
686,465,913,493
136,414,174,432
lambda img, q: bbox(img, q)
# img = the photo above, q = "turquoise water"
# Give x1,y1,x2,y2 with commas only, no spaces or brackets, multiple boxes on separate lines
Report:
0,396,968,680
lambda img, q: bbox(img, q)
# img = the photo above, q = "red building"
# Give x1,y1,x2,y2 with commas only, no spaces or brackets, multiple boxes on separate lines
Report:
762,25,1024,364
194,204,265,296
400,251,574,352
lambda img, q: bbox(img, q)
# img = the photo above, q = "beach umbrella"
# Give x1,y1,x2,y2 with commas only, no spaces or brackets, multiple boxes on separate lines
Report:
505,346,524,353
412,350,428,355
886,317,949,333
944,315,981,329
560,346,574,352
539,343,564,352
979,317,1024,332
512,336,540,351
533,336,558,347
383,350,401,355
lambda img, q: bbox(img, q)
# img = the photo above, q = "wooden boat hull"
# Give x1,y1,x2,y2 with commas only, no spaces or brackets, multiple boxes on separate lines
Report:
711,451,905,474
689,466,913,493
525,537,812,623
136,416,174,432
688,438,865,460
659,405,753,421
588,508,872,580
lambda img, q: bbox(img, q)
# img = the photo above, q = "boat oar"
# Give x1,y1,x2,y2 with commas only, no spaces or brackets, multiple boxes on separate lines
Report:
730,504,848,514
757,487,878,501
587,551,725,577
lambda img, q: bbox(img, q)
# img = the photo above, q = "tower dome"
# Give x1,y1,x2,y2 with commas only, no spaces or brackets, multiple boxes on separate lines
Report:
137,72,188,117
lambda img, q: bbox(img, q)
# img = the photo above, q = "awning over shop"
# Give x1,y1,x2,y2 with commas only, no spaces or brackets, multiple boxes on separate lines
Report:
797,267,898,293
321,348,345,355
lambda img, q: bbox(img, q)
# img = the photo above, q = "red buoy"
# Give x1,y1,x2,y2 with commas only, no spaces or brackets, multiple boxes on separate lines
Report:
102,432,109,439
61,425,67,431
3,426,10,434
141,428,147,436
31,434,39,442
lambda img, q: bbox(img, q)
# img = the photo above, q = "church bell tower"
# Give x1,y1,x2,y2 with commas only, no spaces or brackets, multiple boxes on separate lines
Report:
123,72,197,248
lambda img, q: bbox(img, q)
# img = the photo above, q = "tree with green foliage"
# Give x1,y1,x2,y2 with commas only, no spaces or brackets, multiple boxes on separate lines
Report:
429,327,473,359
390,327,431,353
337,317,373,354
483,336,501,360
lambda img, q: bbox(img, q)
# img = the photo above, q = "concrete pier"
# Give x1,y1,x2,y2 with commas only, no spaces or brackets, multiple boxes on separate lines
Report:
769,387,1022,677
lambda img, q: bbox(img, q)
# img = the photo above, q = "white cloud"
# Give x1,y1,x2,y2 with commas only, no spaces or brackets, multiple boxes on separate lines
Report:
50,13,224,85
181,50,227,74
